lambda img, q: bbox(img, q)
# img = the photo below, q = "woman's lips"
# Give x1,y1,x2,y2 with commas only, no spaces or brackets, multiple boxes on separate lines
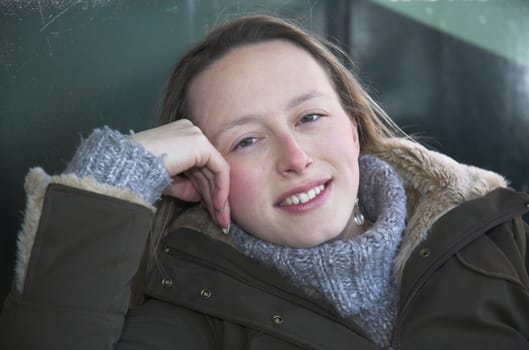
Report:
279,183,325,206
276,180,331,213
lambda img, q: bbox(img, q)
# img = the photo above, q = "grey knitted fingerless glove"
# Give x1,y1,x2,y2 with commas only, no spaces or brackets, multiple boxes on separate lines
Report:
65,126,172,203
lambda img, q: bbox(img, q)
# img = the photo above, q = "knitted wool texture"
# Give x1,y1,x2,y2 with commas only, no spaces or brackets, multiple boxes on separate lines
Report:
65,127,171,203
63,127,406,346
230,155,407,348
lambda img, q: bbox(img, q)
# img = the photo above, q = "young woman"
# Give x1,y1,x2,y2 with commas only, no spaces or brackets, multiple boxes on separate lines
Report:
1,15,528,350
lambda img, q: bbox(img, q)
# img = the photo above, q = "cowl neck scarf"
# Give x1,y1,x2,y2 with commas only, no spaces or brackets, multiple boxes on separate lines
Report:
230,155,407,348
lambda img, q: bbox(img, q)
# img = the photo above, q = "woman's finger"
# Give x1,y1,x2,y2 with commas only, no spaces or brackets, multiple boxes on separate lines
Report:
198,165,230,228
187,164,230,229
133,119,231,227
186,168,216,218
200,150,231,228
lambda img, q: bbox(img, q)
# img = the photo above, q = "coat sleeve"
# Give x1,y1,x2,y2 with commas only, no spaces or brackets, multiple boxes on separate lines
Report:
0,169,155,350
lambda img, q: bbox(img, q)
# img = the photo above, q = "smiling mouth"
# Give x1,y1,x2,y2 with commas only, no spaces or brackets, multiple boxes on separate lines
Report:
278,183,327,207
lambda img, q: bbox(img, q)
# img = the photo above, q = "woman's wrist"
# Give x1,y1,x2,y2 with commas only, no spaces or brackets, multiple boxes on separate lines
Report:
65,126,171,203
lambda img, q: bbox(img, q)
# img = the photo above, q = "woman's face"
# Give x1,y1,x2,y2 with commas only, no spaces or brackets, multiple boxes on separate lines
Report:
188,40,360,248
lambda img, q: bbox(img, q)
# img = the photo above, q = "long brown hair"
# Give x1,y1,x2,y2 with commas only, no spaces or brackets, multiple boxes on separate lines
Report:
148,15,405,271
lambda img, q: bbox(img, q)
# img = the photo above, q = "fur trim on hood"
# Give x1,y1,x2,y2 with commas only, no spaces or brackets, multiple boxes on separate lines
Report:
14,168,155,292
368,138,507,283
169,138,508,284
14,138,507,292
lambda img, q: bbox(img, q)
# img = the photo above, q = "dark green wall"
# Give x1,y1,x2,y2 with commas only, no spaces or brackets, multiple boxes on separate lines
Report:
0,0,326,305
350,1,529,194
1,0,528,305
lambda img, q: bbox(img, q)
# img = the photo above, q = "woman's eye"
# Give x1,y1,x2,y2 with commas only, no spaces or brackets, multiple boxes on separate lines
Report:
234,137,258,150
298,113,322,124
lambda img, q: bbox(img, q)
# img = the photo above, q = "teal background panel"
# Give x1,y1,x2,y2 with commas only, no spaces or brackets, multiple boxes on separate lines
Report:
1,0,528,307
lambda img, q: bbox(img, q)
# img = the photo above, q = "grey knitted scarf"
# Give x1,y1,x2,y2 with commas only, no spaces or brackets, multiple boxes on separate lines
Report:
65,128,406,347
65,127,171,203
231,155,407,348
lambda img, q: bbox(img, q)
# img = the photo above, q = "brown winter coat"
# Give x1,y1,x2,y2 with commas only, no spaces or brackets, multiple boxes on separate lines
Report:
1,138,528,349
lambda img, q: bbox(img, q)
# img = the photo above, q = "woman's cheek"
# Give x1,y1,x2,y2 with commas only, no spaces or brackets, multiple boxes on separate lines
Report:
228,161,264,217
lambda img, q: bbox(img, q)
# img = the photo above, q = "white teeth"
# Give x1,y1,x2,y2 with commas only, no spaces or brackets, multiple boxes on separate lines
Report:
280,184,325,206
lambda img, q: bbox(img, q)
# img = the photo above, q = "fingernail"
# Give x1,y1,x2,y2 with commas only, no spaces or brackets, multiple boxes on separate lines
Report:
222,224,230,235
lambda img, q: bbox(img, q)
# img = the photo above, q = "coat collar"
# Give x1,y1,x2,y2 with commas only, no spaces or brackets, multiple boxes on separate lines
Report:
170,137,509,285
13,138,509,295
397,187,529,305
367,138,507,283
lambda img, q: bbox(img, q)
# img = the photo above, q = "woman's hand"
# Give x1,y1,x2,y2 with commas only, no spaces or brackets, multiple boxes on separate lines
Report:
133,119,230,229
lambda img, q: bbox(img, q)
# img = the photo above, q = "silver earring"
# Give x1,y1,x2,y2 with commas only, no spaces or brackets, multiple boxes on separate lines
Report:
353,198,365,226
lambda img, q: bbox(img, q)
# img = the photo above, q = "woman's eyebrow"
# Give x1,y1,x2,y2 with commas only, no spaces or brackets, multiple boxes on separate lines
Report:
212,90,325,142
286,90,324,110
212,115,260,143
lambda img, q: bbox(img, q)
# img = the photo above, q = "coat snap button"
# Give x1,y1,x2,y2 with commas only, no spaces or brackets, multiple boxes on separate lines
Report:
200,289,212,299
272,315,284,324
161,278,173,287
419,248,431,258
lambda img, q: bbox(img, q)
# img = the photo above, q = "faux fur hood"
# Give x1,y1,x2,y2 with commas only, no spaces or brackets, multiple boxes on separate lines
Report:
13,168,155,292
168,137,508,284
14,137,507,292
369,138,507,282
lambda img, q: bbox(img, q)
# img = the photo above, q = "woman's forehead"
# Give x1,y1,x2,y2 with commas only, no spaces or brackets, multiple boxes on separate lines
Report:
187,40,337,129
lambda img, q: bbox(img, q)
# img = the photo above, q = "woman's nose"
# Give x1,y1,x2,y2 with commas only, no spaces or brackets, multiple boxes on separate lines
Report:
276,134,313,175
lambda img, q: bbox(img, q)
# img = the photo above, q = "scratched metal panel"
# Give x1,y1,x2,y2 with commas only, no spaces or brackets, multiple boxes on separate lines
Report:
1,0,528,306
0,0,326,307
